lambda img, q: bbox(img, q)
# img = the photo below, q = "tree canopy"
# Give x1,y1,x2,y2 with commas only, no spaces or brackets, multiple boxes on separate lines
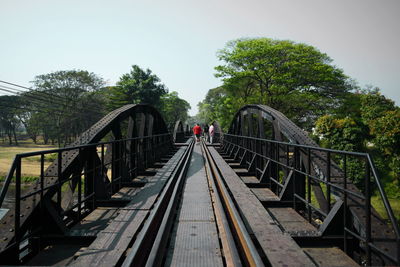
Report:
107,65,167,111
160,91,191,128
212,38,353,129
29,70,106,145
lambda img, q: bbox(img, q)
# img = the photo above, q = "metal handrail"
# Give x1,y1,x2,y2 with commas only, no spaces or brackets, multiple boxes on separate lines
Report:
0,157,17,206
0,133,171,208
222,133,400,264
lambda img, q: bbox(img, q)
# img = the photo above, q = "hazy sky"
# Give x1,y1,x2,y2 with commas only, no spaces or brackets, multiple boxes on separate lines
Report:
1,0,399,115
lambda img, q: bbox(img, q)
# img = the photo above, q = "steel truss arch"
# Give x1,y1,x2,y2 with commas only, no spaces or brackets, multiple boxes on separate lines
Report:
223,104,398,266
0,104,172,257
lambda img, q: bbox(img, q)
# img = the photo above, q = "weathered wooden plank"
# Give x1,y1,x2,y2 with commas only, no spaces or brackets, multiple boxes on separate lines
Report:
111,187,139,200
251,188,280,202
268,207,318,234
240,175,259,184
122,147,185,210
303,247,359,267
71,210,148,266
68,207,120,237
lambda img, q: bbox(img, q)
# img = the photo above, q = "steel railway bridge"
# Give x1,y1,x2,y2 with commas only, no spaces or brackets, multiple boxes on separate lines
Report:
0,104,398,266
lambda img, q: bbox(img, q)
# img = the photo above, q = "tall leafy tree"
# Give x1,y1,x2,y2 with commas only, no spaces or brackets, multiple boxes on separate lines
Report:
214,38,353,128
0,95,20,145
31,70,106,146
197,87,235,130
160,91,191,128
315,89,400,191
107,65,167,111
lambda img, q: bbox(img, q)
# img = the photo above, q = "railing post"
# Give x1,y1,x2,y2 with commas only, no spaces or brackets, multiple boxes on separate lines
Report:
15,156,21,259
327,151,331,213
293,146,297,210
365,159,371,266
40,154,44,247
343,154,348,254
78,148,83,221
111,142,115,187
119,140,123,189
91,147,96,210
307,148,311,222
57,151,62,211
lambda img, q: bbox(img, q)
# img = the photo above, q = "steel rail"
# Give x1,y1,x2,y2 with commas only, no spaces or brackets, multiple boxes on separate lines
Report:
202,142,242,267
144,139,194,267
201,142,265,267
121,139,194,267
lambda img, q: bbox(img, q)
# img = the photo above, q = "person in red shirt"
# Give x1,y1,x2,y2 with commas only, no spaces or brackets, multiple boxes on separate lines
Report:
192,123,202,143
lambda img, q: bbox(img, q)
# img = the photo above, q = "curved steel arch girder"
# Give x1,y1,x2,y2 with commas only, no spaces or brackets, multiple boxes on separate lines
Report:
74,104,169,145
0,104,172,254
43,104,171,181
227,104,343,213
173,120,185,143
228,104,317,145
210,121,223,143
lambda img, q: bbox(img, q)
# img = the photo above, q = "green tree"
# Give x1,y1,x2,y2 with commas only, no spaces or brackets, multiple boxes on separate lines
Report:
369,109,400,183
315,114,368,188
0,95,20,145
32,70,106,146
214,38,353,128
160,91,191,128
107,65,167,111
360,88,397,126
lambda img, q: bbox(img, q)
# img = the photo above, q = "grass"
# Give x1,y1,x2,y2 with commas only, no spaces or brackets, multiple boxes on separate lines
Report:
371,194,400,222
0,139,56,178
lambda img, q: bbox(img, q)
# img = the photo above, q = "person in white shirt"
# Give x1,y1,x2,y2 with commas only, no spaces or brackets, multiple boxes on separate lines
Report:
209,124,214,144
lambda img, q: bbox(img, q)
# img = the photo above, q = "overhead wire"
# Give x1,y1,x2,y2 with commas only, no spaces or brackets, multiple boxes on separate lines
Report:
0,80,106,112
0,86,95,116
0,82,105,116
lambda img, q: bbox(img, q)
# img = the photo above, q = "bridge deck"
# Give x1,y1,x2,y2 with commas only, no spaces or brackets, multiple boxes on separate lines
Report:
11,141,359,266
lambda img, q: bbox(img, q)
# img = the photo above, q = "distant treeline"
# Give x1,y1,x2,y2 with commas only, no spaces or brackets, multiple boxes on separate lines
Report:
0,65,190,146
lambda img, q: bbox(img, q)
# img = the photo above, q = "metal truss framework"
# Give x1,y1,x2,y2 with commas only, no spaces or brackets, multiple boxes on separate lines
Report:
0,104,173,262
222,104,399,266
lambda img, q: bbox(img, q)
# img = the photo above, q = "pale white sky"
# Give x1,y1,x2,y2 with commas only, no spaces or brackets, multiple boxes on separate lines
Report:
1,0,399,115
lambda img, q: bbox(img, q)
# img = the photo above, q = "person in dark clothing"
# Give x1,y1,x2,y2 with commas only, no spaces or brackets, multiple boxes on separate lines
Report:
193,123,202,142
203,124,209,142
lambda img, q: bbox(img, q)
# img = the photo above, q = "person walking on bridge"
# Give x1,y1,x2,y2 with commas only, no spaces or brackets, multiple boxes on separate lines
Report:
203,124,209,142
209,124,215,144
193,123,202,143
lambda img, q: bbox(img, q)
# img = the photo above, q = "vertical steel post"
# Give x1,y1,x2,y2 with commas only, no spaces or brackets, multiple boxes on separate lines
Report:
307,148,311,222
57,151,62,211
92,147,95,210
78,148,82,221
327,151,331,213
15,156,21,258
365,159,371,266
293,146,298,210
111,142,115,188
119,140,123,189
343,154,348,253
40,154,44,247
